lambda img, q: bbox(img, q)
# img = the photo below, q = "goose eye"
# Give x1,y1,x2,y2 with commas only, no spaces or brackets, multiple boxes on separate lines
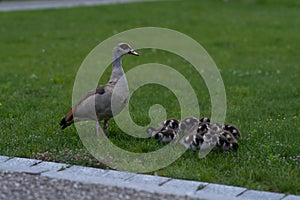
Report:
120,44,129,50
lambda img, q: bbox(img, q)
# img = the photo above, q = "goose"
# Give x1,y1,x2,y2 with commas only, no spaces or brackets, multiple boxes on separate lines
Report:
162,118,180,131
148,116,242,155
197,122,210,136
180,134,204,151
180,122,220,155
199,116,210,123
198,122,239,152
217,130,239,151
181,121,239,152
180,124,203,151
222,124,242,140
147,118,180,142
198,117,242,140
179,117,199,131
147,126,178,142
196,117,211,136
155,128,178,142
60,43,139,136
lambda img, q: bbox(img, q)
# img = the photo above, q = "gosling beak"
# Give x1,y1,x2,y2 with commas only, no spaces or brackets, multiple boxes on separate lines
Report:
128,49,139,56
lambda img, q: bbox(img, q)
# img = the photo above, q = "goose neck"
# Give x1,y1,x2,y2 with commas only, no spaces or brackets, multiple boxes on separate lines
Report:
109,56,124,83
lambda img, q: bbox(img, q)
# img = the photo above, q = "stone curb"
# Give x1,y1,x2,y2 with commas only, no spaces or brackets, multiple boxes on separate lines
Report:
0,156,299,200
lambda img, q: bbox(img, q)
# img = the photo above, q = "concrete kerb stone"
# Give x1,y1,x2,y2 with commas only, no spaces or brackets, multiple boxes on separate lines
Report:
123,173,172,194
30,160,70,173
40,164,136,190
58,165,108,177
196,183,247,197
102,169,136,180
192,192,245,200
0,157,42,174
282,195,300,200
125,173,171,185
0,155,10,163
239,190,286,200
41,170,127,187
0,156,300,200
161,178,208,196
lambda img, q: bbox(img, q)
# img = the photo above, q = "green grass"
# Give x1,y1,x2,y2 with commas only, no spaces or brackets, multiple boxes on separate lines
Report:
1,0,300,195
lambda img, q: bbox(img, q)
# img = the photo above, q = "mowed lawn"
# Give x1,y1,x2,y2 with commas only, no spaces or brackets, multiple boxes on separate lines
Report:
0,0,299,195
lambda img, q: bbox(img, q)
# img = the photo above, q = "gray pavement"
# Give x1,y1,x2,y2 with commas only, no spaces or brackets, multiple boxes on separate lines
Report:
0,170,189,200
1,156,300,200
0,0,156,12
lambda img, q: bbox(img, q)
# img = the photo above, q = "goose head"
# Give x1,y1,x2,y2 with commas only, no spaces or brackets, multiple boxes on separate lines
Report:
113,43,139,58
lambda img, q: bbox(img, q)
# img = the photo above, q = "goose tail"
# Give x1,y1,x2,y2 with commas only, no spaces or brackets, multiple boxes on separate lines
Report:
60,109,74,129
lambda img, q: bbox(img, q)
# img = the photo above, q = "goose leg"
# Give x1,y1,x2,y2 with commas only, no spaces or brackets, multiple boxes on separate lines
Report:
103,120,108,137
96,121,101,136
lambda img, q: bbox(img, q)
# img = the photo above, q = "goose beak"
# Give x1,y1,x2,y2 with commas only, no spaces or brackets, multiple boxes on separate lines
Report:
128,49,139,56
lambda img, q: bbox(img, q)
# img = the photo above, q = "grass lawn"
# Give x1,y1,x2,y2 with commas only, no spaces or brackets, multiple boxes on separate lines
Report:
0,0,300,195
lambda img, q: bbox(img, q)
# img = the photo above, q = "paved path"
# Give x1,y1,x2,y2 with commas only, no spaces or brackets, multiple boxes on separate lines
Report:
1,156,300,200
0,0,155,12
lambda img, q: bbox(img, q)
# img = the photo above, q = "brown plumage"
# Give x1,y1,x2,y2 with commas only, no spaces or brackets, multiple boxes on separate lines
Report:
60,86,106,129
60,43,139,135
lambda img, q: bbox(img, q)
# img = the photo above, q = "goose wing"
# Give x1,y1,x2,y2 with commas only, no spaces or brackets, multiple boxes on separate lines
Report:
60,85,110,129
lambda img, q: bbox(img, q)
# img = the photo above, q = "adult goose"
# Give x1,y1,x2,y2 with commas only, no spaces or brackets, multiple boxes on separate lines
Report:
60,43,139,136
